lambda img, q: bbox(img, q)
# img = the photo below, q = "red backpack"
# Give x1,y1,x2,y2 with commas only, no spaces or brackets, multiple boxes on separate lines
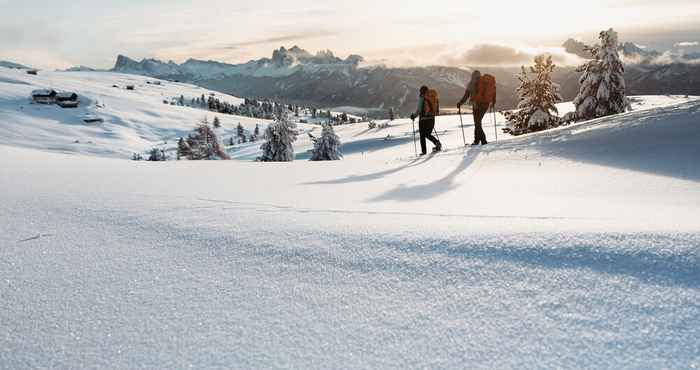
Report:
423,89,440,116
471,74,497,105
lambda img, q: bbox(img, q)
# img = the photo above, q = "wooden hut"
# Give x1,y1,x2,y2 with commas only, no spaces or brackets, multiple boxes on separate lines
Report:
31,89,57,104
55,92,80,108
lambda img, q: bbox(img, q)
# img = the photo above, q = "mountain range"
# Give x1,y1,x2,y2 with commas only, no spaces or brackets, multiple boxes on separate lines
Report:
106,43,700,116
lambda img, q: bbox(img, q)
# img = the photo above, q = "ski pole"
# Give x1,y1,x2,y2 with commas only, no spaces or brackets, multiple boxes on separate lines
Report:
411,118,418,157
492,105,498,143
458,107,467,146
433,124,440,141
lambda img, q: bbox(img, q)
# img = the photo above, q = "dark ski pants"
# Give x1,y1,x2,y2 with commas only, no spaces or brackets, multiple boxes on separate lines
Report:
472,103,489,145
419,117,440,154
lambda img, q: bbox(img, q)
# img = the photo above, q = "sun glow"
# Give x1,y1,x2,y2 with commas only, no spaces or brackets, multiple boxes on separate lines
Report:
0,0,698,68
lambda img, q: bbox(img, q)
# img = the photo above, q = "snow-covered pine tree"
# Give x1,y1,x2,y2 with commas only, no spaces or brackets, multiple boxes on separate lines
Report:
310,123,342,161
236,123,245,142
573,28,629,121
177,137,190,159
258,113,298,162
147,148,167,161
504,55,562,135
186,118,229,160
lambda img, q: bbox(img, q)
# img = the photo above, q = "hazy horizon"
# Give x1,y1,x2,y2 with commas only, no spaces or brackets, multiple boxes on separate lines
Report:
2,0,699,69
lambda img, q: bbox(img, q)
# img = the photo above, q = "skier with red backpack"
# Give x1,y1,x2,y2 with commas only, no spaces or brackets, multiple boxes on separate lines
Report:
458,70,497,146
410,86,442,156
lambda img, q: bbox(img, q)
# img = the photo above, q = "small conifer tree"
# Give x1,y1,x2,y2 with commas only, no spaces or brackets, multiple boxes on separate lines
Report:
504,55,563,134
310,123,342,161
258,113,297,162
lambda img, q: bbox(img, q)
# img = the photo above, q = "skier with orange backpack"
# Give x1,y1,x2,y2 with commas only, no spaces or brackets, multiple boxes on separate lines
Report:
458,70,497,146
410,86,442,156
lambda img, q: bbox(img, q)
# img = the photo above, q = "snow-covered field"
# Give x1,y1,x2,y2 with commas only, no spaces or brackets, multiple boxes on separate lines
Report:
0,68,271,158
1,68,699,369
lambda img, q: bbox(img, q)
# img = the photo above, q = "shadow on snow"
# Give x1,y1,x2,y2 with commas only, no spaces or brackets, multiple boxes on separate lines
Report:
368,150,481,202
528,101,700,183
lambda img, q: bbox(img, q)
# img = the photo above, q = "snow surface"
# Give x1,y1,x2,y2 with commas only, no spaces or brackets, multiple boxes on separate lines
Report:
1,67,700,369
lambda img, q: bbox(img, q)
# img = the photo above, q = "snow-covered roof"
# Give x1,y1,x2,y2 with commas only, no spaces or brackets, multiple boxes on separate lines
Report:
31,89,56,97
56,92,78,100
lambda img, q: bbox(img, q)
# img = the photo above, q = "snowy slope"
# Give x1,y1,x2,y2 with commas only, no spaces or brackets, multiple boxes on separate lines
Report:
1,70,700,369
0,67,270,158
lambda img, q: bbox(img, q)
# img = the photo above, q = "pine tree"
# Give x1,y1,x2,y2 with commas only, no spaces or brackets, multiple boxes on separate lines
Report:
148,148,167,161
177,137,191,159
504,55,563,134
187,118,229,160
573,28,629,121
254,124,260,138
258,113,298,162
236,123,245,142
213,116,221,128
310,123,342,161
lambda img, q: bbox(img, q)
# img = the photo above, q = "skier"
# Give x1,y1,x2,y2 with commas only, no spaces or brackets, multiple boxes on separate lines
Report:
457,70,494,145
410,86,442,156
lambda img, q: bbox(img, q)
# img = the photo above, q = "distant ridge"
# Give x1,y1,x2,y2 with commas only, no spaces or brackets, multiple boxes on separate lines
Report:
0,61,31,70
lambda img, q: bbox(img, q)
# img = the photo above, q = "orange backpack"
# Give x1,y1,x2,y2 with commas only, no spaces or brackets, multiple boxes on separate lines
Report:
423,89,440,116
471,74,497,105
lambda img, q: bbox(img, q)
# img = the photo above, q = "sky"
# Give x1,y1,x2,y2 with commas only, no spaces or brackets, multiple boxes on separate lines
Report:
1,0,699,69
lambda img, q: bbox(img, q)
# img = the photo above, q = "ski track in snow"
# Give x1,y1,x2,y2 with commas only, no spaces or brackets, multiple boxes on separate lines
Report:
196,197,601,221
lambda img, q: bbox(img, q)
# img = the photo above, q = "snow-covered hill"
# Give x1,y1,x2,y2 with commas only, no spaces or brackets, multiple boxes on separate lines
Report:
1,65,700,368
0,67,270,158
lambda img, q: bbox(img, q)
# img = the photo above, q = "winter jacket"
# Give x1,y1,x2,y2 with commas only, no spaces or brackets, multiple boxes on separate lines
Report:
458,70,482,107
414,97,426,119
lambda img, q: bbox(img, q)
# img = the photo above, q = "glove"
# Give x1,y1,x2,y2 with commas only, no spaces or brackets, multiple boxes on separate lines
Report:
410,114,416,121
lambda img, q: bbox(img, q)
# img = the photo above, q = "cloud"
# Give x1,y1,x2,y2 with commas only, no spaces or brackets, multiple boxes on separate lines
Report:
358,43,586,69
442,44,584,67
649,51,700,65
446,44,532,65
220,30,339,49
358,44,450,68
675,41,699,47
